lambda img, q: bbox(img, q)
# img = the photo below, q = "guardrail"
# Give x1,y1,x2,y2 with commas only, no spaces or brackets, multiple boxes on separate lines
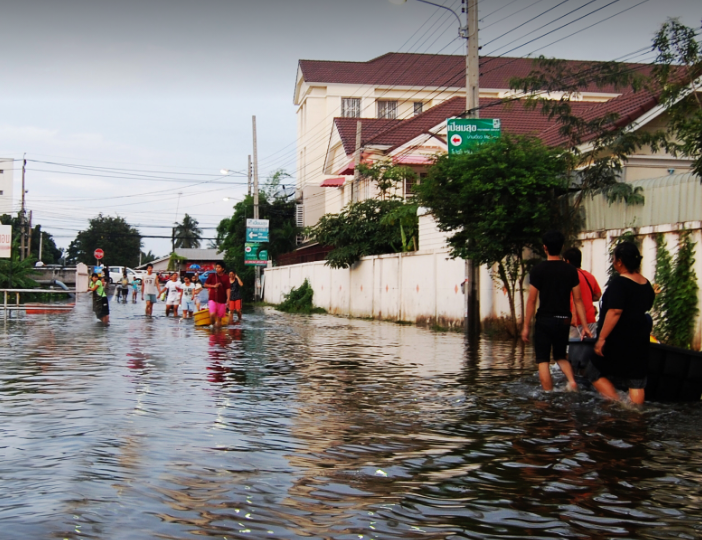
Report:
1,288,78,315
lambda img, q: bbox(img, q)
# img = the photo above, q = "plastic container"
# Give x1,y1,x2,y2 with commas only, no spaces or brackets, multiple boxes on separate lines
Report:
193,309,211,327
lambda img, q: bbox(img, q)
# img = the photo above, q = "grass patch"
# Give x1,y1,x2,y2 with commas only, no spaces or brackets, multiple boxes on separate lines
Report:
276,280,327,314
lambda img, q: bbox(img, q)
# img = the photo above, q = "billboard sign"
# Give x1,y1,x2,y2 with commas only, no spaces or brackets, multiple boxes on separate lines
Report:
244,243,268,266
0,225,11,259
246,218,270,242
447,118,501,155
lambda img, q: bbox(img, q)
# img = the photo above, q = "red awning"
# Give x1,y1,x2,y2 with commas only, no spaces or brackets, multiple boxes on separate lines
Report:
336,159,355,175
320,177,346,187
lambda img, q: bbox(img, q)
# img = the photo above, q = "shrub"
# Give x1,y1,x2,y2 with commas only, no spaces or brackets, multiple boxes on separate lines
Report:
277,279,326,314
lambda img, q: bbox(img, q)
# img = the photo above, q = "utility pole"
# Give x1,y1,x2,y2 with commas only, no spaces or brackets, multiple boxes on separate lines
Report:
352,121,363,203
20,157,26,260
252,116,261,301
38,226,43,262
247,154,252,197
465,0,481,336
27,211,32,260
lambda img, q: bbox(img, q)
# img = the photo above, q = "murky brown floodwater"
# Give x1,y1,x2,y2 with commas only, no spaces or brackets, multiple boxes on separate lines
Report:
0,297,701,539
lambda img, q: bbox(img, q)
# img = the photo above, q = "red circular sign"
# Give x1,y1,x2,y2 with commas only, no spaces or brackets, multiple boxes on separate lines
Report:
94,248,104,260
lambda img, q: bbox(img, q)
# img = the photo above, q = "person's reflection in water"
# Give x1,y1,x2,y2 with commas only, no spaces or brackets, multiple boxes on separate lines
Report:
207,328,246,386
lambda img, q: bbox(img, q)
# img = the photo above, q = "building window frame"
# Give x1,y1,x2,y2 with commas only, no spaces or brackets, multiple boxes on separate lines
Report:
413,102,424,116
377,100,398,120
341,98,361,118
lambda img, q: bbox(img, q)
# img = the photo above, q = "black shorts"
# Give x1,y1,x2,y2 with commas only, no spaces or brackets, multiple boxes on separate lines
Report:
534,316,570,363
585,361,647,390
94,296,109,319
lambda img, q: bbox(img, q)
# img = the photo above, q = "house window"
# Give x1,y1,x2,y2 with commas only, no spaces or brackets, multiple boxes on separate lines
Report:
414,102,424,116
377,100,398,119
0,191,3,195
341,98,361,118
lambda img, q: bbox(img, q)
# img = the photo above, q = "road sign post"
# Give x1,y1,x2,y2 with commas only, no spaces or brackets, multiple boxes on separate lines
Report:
447,118,501,155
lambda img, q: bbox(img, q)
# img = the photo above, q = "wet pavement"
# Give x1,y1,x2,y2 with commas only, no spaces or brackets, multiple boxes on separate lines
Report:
0,298,701,539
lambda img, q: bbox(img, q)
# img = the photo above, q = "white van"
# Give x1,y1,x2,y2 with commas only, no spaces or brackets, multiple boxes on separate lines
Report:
108,266,138,284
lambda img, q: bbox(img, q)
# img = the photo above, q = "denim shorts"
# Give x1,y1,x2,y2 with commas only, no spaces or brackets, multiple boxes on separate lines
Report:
145,294,157,303
534,316,571,363
585,361,647,389
183,300,196,312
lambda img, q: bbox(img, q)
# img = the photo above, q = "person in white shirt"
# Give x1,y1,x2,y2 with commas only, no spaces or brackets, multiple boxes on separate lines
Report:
180,276,196,319
164,273,183,317
141,264,160,316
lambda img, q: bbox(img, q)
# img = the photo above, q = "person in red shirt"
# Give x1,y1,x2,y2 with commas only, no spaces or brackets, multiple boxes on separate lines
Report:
563,248,602,339
204,262,231,327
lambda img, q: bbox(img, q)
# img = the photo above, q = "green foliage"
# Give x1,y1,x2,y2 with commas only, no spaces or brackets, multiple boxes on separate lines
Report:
652,232,699,349
415,134,570,334
380,202,418,252
357,161,418,200
66,214,142,268
652,18,702,180
172,214,202,249
0,242,38,289
140,250,157,265
1,214,63,264
167,252,187,271
309,198,416,269
217,184,300,301
276,279,326,314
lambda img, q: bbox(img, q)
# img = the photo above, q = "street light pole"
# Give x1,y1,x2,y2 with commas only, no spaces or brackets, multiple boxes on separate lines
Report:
252,115,261,301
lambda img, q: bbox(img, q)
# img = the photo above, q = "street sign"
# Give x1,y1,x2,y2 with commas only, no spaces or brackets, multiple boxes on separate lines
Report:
244,242,268,266
94,248,104,260
246,218,269,242
447,118,501,155
0,225,11,259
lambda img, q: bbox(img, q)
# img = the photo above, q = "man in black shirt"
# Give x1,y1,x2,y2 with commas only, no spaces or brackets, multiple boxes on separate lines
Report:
522,231,592,391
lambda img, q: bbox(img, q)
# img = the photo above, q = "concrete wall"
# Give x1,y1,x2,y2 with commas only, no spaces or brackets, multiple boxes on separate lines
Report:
0,158,14,217
264,223,702,350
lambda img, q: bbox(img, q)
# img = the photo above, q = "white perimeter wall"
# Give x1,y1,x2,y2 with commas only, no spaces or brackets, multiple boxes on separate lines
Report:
265,223,702,349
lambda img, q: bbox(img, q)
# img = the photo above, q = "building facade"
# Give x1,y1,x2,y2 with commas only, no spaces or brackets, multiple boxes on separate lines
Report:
0,158,15,217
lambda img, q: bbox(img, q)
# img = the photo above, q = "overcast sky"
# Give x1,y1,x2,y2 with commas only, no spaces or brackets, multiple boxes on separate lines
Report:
0,0,699,258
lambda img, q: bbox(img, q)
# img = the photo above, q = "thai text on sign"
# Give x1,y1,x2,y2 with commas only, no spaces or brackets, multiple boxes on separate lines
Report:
0,225,11,259
447,118,501,155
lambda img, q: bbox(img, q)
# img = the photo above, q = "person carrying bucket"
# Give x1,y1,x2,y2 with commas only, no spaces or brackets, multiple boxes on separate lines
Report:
204,262,230,327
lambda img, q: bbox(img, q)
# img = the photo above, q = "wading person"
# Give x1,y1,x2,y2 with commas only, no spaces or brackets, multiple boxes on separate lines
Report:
205,262,230,327
591,242,655,405
563,247,601,339
119,269,130,304
193,281,204,312
131,278,140,303
522,231,592,392
181,275,196,319
228,270,244,324
87,272,110,325
164,273,183,317
141,264,159,316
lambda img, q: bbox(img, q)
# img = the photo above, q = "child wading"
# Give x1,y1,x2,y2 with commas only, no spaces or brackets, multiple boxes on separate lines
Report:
522,231,592,391
181,276,196,319
88,272,110,325
228,270,244,324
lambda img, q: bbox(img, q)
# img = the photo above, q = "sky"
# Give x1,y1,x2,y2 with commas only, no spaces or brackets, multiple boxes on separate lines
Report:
0,0,700,258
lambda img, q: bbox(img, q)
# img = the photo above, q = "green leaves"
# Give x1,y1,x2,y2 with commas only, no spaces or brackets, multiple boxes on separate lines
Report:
277,279,326,314
66,214,142,268
309,198,417,269
653,231,699,349
173,214,203,249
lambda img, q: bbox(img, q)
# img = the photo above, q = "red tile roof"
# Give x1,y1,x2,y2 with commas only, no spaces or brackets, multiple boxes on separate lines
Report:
333,118,401,155
299,53,647,93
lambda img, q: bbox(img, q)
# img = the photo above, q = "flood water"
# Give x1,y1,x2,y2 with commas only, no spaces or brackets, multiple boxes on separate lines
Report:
1,298,701,539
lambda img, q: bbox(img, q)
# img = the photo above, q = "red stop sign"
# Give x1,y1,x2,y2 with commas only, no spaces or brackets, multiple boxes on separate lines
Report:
94,248,104,260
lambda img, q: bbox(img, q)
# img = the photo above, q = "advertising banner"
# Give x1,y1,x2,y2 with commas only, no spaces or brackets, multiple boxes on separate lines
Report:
447,118,501,155
0,225,11,259
244,243,268,266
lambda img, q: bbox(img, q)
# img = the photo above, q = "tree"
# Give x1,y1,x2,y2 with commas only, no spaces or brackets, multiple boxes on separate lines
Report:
1,214,63,264
0,241,38,289
652,18,702,179
172,214,202,249
66,214,142,268
415,134,570,335
310,199,416,269
217,191,300,302
140,250,157,265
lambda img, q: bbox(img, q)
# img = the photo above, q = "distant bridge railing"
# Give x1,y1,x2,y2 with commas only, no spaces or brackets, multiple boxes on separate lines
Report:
1,288,78,315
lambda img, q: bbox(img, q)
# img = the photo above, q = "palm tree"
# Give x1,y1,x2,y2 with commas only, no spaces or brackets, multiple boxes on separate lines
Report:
173,214,203,249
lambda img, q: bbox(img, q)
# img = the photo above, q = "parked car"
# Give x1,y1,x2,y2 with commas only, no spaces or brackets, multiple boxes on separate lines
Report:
107,266,138,284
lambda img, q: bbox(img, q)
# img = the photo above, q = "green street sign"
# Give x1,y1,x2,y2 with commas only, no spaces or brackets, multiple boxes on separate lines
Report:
244,242,268,266
447,118,501,155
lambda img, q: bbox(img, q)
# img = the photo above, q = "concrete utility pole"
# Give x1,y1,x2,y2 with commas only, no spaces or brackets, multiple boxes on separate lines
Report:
252,116,261,301
353,121,362,202
20,157,26,260
247,154,252,197
27,211,32,260
465,0,481,336
38,226,43,262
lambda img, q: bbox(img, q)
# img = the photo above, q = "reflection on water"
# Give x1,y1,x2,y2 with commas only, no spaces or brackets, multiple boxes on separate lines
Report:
0,301,701,539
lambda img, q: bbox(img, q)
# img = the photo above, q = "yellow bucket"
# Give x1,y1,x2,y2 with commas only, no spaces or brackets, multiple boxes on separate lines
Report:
193,309,211,327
